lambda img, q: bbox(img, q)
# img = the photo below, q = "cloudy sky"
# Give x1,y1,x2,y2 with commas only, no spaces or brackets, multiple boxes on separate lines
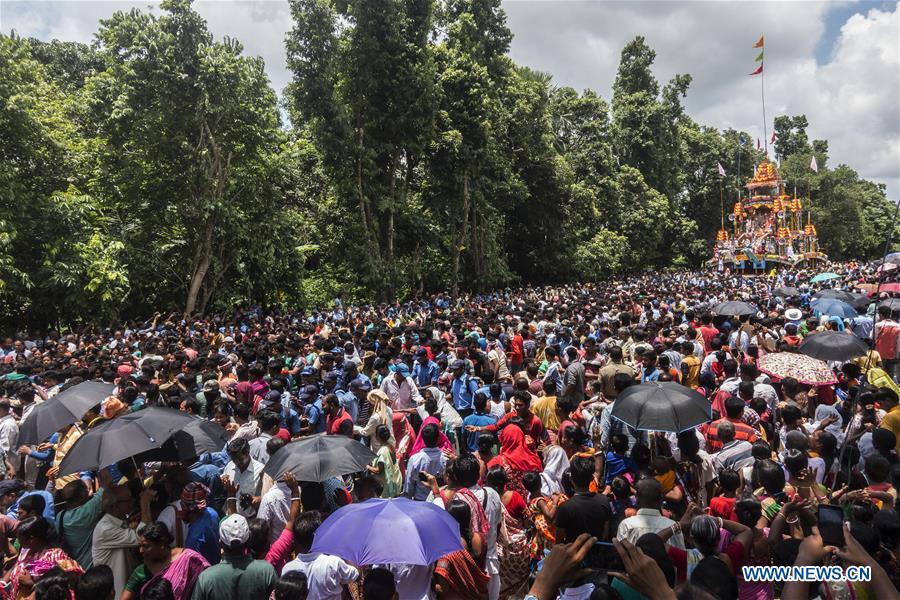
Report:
4,0,898,199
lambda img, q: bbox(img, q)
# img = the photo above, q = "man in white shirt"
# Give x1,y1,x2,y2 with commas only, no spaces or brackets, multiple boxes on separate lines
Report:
616,479,685,549
282,511,359,600
92,486,153,597
220,438,264,518
0,400,18,458
257,479,292,545
380,364,422,411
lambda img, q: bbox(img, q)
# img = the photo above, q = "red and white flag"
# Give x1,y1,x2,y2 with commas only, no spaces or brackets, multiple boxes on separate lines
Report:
770,130,776,144
717,162,726,176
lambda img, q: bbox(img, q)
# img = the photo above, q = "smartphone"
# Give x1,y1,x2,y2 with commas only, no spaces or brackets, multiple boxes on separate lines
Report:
418,472,429,482
581,541,625,571
818,504,844,547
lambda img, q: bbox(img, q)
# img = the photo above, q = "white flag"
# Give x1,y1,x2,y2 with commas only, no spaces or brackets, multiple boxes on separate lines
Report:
810,155,819,173
717,162,726,176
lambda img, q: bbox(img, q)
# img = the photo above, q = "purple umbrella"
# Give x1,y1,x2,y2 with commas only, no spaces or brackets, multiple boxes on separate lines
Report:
310,498,462,565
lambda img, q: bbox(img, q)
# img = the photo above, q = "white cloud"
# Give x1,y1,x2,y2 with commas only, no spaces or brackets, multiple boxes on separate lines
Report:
503,1,898,199
3,0,897,198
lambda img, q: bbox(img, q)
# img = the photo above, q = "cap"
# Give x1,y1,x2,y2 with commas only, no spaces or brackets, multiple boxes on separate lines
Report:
323,371,338,382
331,347,343,356
219,514,250,548
394,363,410,377
300,366,316,377
180,482,209,512
202,379,220,393
349,378,372,392
0,479,25,497
223,336,235,343
451,359,467,370
298,384,319,401
415,348,428,358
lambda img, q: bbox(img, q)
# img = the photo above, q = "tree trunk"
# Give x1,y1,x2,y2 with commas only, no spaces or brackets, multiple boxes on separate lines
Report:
184,216,215,317
451,171,471,296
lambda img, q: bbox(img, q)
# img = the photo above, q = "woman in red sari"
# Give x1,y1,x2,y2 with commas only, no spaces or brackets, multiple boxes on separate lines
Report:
486,425,542,497
433,500,489,599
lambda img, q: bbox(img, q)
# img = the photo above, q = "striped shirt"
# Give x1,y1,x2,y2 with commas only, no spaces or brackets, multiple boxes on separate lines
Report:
712,439,755,471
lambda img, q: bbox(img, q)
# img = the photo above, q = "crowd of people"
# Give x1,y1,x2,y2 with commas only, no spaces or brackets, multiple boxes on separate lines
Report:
0,261,898,600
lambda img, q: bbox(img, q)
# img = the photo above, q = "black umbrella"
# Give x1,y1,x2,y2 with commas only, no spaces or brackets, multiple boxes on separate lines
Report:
813,289,855,302
263,434,376,482
879,298,900,312
798,331,868,362
58,407,226,476
712,301,756,317
610,382,711,433
849,293,872,310
773,287,801,298
133,418,229,463
18,381,115,446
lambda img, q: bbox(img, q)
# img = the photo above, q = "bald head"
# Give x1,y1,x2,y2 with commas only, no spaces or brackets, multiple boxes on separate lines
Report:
635,478,663,509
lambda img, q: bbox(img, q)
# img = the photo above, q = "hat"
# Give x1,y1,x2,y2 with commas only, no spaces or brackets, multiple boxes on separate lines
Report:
219,514,250,548
415,348,428,358
0,479,24,497
202,379,220,393
785,308,803,321
223,336,234,343
264,390,282,404
331,347,344,356
450,359,467,371
323,371,339,382
298,384,319,401
116,364,133,379
394,363,410,377
180,482,209,512
349,378,372,392
300,366,316,377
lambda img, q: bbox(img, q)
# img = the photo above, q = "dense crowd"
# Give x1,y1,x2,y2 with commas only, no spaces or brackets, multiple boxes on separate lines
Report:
0,262,899,600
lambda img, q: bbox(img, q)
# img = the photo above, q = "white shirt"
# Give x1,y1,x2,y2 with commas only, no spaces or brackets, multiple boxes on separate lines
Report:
617,508,685,549
470,485,501,573
257,481,291,545
157,500,187,544
282,552,359,600
0,414,18,456
248,433,273,464
222,458,265,517
91,514,144,598
382,563,434,600
380,375,422,411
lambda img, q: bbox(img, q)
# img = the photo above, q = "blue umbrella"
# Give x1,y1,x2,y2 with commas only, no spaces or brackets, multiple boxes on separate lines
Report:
884,252,900,265
810,272,841,283
311,498,463,565
811,298,857,318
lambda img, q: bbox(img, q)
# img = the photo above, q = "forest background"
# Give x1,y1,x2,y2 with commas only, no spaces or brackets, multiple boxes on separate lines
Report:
1,0,896,331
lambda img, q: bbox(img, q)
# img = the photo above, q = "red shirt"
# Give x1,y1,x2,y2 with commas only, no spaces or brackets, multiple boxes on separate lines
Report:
702,417,758,452
708,496,737,521
510,335,524,365
326,408,353,436
699,325,719,352
486,411,545,442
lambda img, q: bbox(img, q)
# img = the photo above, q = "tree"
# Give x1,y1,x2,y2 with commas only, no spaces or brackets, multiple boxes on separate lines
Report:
773,114,810,160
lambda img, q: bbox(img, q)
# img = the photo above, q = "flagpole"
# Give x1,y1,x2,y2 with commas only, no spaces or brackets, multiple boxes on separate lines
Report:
761,55,768,155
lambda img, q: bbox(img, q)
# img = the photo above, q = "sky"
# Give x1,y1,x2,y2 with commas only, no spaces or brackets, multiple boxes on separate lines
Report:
2,0,898,199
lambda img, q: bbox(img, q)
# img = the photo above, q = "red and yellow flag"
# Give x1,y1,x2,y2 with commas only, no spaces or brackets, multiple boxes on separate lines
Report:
753,35,764,48
749,64,763,76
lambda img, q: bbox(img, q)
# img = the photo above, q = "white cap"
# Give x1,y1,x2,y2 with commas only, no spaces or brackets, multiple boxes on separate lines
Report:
219,514,250,548
224,336,235,343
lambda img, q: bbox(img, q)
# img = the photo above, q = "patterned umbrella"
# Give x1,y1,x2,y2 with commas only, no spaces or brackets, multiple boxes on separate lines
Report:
881,283,900,293
758,352,837,385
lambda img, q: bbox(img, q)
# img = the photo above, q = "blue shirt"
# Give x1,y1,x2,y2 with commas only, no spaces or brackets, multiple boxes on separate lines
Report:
337,390,360,424
8,490,55,521
640,367,660,383
412,361,440,388
450,375,478,412
185,507,221,565
304,400,326,434
462,413,497,452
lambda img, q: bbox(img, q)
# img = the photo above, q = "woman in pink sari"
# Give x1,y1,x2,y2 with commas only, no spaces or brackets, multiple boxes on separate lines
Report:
121,522,209,600
3,516,82,600
410,416,453,456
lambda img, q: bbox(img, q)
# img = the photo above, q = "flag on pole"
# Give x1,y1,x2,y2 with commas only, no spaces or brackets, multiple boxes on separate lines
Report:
739,134,747,146
757,138,761,150
755,50,764,62
810,156,819,173
771,130,776,144
753,35,764,48
750,64,763,76
717,162,726,176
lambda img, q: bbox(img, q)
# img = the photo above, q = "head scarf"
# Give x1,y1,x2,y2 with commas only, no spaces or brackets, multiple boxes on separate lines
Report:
418,387,463,429
366,389,392,427
540,444,570,496
411,416,452,456
495,425,542,472
814,403,844,442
